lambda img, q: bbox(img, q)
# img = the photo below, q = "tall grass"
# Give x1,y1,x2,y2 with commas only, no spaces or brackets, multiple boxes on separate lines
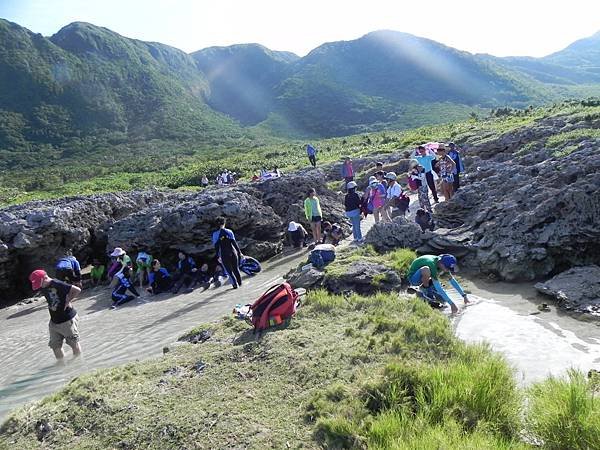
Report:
527,369,600,449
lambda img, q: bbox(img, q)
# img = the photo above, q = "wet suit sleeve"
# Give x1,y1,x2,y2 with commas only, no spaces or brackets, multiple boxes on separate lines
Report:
432,280,456,306
449,276,466,297
228,230,242,256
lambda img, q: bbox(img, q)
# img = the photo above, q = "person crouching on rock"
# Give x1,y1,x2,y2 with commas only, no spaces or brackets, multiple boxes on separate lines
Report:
322,221,343,245
287,221,308,248
406,254,469,314
29,269,82,361
111,266,140,309
147,259,173,295
415,209,435,233
212,216,243,290
304,188,323,244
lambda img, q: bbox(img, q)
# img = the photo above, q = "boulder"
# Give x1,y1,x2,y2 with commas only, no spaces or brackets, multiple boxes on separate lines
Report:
535,266,600,317
364,218,424,252
286,265,325,290
323,260,402,295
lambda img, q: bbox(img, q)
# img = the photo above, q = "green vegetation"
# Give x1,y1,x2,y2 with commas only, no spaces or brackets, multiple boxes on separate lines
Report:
325,245,416,281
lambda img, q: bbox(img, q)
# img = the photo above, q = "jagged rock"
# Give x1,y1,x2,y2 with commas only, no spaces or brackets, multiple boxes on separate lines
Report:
535,266,600,317
364,218,424,252
323,260,402,295
286,265,324,290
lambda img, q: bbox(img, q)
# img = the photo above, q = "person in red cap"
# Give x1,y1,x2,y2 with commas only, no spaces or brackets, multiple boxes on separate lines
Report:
29,269,82,361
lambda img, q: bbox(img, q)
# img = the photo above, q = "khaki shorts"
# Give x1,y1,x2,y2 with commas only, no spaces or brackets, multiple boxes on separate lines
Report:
48,315,80,349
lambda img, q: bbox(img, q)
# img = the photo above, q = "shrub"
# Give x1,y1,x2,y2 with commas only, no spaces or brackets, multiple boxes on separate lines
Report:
527,370,600,450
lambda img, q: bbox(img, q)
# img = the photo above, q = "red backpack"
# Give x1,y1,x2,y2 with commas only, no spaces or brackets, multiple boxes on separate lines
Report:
249,283,299,333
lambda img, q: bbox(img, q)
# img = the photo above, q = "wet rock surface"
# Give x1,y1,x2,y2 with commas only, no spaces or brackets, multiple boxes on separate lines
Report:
535,266,600,317
0,172,343,304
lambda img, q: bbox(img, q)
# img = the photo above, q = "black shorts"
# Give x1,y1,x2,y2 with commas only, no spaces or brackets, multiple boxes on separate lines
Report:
311,216,322,223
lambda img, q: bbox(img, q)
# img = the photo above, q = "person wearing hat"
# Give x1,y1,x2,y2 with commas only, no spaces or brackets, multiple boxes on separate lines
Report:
382,172,401,222
29,269,82,361
107,247,132,280
406,254,470,314
368,176,387,223
344,181,363,243
287,221,308,248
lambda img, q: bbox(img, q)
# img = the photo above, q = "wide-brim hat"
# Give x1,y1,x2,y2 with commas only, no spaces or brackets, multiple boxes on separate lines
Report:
110,247,126,257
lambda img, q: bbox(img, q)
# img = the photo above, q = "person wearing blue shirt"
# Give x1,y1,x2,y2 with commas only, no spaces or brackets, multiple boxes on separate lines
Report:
55,255,82,288
306,144,317,167
111,266,140,308
414,145,439,203
147,259,173,294
448,142,465,192
172,251,198,294
212,216,243,289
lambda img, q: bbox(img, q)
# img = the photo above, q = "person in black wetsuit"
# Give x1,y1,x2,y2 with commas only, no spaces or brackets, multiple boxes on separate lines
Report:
212,216,243,289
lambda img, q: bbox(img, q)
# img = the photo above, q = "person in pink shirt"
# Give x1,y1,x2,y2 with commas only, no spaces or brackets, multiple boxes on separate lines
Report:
368,178,387,223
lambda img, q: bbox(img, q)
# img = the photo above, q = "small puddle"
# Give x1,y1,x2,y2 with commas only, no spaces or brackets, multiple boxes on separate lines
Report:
454,278,600,384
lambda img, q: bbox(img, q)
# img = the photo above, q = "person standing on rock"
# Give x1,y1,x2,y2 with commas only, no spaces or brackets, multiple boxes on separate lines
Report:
436,145,457,201
414,145,439,203
406,254,469,314
341,156,354,185
306,144,317,168
382,172,401,222
368,178,387,223
409,162,432,213
304,188,323,244
344,181,364,243
212,216,244,290
447,143,464,192
55,255,82,288
201,175,209,188
29,269,82,361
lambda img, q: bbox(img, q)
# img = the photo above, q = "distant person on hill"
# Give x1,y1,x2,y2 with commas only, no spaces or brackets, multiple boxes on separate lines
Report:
147,259,173,294
406,254,469,314
436,144,457,201
29,269,82,361
344,181,363,243
341,156,354,184
448,142,465,192
134,250,153,290
304,188,323,244
201,175,209,187
212,216,243,290
415,208,435,232
111,266,140,309
90,259,106,287
172,251,198,294
368,177,387,223
55,255,82,288
322,221,344,245
414,145,439,203
409,162,432,212
376,161,384,171
287,221,308,248
306,144,317,167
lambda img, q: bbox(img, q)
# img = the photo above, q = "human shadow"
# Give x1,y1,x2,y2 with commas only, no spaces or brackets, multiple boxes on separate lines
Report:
5,303,46,320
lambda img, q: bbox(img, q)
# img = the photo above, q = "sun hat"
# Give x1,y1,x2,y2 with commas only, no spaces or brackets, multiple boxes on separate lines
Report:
346,181,357,189
385,171,397,181
368,175,376,183
110,247,126,257
29,269,47,291
370,179,379,186
287,221,298,232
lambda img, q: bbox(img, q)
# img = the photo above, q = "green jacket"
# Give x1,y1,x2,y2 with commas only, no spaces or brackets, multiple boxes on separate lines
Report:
304,196,322,220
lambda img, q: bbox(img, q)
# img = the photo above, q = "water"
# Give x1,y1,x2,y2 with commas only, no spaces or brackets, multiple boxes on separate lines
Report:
454,278,600,384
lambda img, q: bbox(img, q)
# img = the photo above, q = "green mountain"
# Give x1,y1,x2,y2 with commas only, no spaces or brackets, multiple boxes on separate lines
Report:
0,19,244,171
192,44,298,125
543,31,600,71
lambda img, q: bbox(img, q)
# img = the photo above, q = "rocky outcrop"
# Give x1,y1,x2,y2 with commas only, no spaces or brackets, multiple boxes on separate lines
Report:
364,218,424,252
535,266,600,317
0,172,345,304
286,265,325,290
324,260,402,295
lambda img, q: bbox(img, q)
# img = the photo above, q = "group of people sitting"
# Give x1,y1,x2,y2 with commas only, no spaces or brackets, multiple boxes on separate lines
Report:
44,217,262,310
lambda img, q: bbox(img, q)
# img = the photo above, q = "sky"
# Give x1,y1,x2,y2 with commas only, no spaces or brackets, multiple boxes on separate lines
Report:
1,0,600,57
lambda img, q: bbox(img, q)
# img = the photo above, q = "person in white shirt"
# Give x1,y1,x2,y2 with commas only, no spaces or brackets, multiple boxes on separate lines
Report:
383,172,401,222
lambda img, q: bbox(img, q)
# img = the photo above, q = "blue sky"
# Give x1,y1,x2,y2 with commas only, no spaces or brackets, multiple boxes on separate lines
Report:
1,0,599,56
